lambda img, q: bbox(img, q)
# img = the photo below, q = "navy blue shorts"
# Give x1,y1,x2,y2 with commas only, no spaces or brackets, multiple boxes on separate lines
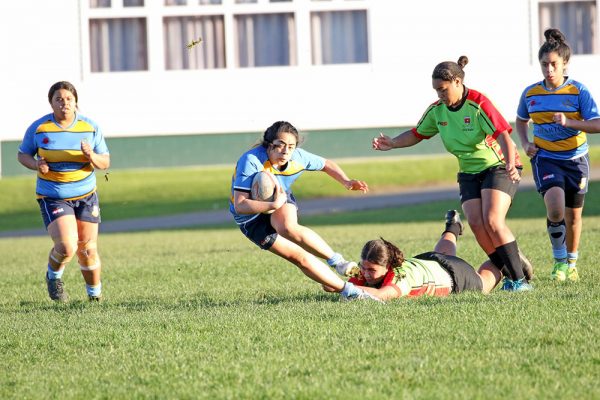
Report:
38,192,101,229
457,165,522,203
238,193,298,250
531,154,589,207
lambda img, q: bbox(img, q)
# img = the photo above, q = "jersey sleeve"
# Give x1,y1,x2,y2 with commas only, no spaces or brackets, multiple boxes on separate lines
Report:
92,123,109,155
516,87,531,121
18,122,39,156
579,84,600,121
477,96,512,139
232,153,261,193
414,105,439,139
295,148,326,171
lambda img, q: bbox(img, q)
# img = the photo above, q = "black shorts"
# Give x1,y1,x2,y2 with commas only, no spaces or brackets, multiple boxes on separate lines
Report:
531,154,588,208
37,192,101,229
237,193,298,250
414,251,483,293
457,165,521,203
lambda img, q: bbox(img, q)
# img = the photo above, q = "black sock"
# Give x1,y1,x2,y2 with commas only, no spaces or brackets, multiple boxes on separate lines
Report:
496,241,524,281
443,223,462,239
488,251,510,277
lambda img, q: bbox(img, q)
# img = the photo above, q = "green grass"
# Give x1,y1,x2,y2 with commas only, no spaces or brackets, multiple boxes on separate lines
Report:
5,146,600,232
1,203,600,399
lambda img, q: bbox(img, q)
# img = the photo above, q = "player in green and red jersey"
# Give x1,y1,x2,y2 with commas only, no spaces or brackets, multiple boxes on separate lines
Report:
340,210,503,301
372,56,532,292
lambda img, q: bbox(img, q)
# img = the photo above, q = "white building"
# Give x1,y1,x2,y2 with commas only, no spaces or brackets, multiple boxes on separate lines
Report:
1,0,599,173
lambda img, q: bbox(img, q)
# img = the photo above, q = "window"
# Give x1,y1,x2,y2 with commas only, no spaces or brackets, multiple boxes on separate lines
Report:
311,10,369,64
84,0,370,73
164,16,226,69
89,18,148,72
539,1,598,54
90,0,111,7
235,13,296,67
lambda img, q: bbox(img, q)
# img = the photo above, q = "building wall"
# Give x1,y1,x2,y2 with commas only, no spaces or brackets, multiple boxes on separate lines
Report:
2,0,599,170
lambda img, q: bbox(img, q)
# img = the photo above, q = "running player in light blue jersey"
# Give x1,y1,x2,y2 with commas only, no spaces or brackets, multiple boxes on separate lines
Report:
516,29,600,282
230,121,377,302
18,81,110,302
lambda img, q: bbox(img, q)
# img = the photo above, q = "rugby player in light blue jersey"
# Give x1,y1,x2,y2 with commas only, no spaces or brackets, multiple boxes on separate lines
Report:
18,81,110,302
230,121,377,302
516,29,600,282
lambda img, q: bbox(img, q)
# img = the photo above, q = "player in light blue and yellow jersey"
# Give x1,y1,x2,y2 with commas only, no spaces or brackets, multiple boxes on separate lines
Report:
20,111,108,200
373,56,532,292
346,211,502,301
230,121,379,302
516,29,600,282
18,81,110,302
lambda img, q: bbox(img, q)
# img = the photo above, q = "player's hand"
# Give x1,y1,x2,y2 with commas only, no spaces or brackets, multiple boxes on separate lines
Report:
553,112,568,127
524,142,538,158
345,179,369,193
505,162,520,183
372,133,394,151
37,157,49,174
271,185,287,210
81,139,93,160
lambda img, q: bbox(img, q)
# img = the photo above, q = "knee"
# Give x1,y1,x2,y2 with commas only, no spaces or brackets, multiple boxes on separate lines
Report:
53,240,77,259
466,216,486,235
77,240,101,269
547,209,564,222
276,223,300,241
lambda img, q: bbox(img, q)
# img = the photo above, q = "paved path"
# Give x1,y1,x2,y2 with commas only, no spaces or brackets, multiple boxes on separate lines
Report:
2,169,598,238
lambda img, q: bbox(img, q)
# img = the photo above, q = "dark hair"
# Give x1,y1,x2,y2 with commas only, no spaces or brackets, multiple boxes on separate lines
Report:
432,56,469,82
360,237,405,269
47,81,79,104
538,28,571,63
261,121,300,148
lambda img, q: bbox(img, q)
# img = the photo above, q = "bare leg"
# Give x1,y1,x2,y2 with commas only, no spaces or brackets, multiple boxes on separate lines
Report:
434,232,457,256
477,260,503,294
271,203,335,259
565,206,583,256
268,235,345,291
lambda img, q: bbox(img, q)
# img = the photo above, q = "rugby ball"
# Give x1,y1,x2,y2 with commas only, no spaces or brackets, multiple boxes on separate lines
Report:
251,171,278,203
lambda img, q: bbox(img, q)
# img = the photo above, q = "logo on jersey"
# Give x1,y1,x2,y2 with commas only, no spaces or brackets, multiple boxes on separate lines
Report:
464,117,471,125
562,99,576,109
42,137,50,144
51,207,65,215
542,173,555,181
529,100,536,107
438,121,448,126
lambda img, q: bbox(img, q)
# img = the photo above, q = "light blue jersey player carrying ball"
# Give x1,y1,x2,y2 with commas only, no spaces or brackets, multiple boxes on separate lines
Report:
230,121,377,301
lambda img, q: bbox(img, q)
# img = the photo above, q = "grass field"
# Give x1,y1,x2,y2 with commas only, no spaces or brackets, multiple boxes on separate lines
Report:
3,147,600,232
1,190,600,399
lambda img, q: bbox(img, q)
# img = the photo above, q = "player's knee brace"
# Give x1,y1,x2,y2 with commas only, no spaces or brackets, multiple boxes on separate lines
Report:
77,240,101,271
49,247,75,269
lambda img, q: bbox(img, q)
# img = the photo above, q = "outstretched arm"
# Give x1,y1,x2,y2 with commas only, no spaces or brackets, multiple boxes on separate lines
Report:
321,159,368,193
372,130,421,151
358,284,401,301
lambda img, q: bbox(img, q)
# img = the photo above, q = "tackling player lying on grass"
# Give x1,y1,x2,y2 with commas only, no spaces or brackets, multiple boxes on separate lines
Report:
230,121,379,302
323,211,507,302
373,56,532,292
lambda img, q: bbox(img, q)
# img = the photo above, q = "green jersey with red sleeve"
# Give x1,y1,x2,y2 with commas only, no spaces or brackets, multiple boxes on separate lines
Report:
412,87,518,174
